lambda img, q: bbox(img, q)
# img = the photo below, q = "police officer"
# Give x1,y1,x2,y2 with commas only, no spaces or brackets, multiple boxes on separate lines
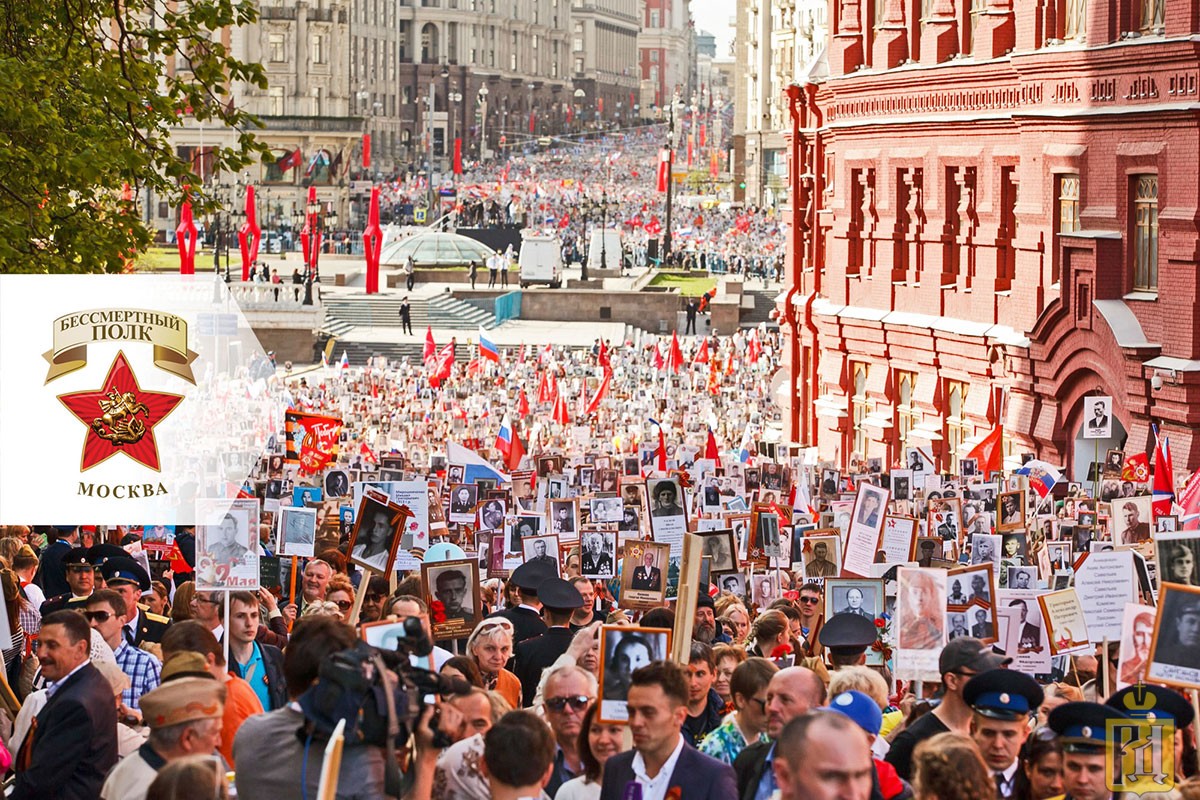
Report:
963,668,1044,798
100,557,169,648
39,548,95,615
1046,701,1132,800
1105,683,1193,798
487,560,553,647
513,577,584,707
818,612,878,671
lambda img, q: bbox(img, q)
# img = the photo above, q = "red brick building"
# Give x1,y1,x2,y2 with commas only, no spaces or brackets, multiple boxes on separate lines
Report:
779,0,1200,480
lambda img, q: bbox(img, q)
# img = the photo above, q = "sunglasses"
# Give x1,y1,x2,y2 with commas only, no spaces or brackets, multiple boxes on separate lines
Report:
365,593,385,602
798,596,821,604
545,695,591,713
333,600,353,610
84,610,114,623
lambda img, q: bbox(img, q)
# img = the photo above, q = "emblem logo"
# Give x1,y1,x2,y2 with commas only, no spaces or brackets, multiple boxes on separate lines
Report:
1107,716,1175,796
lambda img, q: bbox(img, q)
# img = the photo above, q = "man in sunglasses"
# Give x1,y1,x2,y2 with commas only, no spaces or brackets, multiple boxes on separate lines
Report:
795,583,823,656
85,589,161,721
358,576,391,624
39,547,95,616
536,663,598,797
100,557,169,649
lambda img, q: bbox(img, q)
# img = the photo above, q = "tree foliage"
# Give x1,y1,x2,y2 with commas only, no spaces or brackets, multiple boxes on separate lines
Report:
0,0,268,272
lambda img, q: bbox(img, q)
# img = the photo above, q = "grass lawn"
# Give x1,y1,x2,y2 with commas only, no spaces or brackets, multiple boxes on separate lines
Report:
135,247,185,271
647,272,717,297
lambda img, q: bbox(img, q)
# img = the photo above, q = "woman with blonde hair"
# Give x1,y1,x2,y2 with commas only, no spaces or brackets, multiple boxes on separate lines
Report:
911,732,994,800
466,617,522,708
721,604,751,645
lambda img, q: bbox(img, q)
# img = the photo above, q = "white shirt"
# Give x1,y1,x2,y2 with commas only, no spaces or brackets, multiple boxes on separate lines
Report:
994,759,1020,798
630,734,686,800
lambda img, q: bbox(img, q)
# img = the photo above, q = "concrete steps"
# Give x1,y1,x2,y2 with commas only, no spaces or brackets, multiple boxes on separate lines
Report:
321,293,497,335
740,289,782,329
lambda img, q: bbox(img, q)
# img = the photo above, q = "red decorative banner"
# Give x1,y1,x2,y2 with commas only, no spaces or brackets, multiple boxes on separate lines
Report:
285,410,343,474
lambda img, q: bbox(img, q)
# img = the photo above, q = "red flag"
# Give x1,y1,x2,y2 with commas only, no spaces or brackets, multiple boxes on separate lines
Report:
507,428,526,471
285,410,343,474
423,327,436,367
656,425,667,471
430,342,455,387
645,216,662,237
166,541,193,575
598,340,610,368
1152,428,1175,517
656,149,670,193
453,138,463,175
362,134,371,168
966,424,1004,475
694,338,709,364
585,368,612,416
686,133,694,170
276,148,302,173
359,442,379,465
1122,452,1150,482
1178,468,1200,530
705,427,721,467
668,332,684,374
552,392,570,426
558,211,571,229
518,388,530,417
710,151,719,179
699,123,707,148
652,343,665,371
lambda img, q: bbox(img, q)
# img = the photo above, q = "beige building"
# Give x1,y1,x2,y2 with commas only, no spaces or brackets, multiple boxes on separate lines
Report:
570,0,641,130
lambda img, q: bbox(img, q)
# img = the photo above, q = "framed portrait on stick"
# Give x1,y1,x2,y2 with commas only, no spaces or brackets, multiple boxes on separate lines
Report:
1146,582,1200,689
348,494,412,574
620,541,670,609
421,559,481,642
597,625,672,723
195,498,260,590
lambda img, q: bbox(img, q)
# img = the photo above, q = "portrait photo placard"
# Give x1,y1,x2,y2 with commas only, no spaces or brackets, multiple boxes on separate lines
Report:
1155,532,1200,589
580,530,617,579
895,567,947,679
277,505,317,558
1082,395,1113,440
195,498,259,590
696,529,737,573
646,476,689,539
824,578,883,624
598,625,671,723
1037,588,1091,656
799,533,841,580
447,483,479,524
843,483,889,577
1116,602,1157,688
879,515,918,565
1146,583,1200,689
348,494,410,574
549,498,580,540
521,534,562,577
620,541,669,609
421,559,481,642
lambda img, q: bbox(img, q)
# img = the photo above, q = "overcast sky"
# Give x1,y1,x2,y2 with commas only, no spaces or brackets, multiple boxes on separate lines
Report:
692,0,736,59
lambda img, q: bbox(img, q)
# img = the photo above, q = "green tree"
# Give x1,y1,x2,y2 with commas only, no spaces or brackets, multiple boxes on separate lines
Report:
0,0,268,273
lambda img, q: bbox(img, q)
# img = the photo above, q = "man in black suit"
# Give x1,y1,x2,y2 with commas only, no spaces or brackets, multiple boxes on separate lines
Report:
39,548,95,616
101,557,170,648
630,550,662,591
733,666,827,800
599,661,736,800
14,610,118,799
1087,399,1109,433
487,560,550,646
34,525,79,598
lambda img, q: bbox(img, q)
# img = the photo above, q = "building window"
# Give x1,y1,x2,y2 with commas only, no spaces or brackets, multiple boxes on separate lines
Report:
268,86,284,115
1132,174,1158,291
649,9,659,27
650,50,659,62
851,363,869,460
1064,0,1086,40
896,371,918,451
269,33,286,62
311,35,324,64
421,23,439,63
1053,174,1080,285
945,380,970,473
1139,0,1163,33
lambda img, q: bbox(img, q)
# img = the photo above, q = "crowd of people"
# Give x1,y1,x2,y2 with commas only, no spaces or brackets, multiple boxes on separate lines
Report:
1,327,1198,800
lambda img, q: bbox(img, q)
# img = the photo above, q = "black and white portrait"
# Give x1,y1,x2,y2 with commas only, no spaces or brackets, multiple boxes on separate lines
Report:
278,506,317,558
717,572,745,598
698,530,736,573
350,497,405,573
522,535,561,576
599,626,671,723
580,531,617,579
550,500,578,536
970,533,1001,567
649,478,686,518
825,579,881,622
751,573,779,608
448,483,478,524
590,496,624,524
1083,396,1113,440
1007,566,1037,591
1156,533,1200,587
478,498,506,531
1146,584,1200,688
891,470,912,502
324,469,351,498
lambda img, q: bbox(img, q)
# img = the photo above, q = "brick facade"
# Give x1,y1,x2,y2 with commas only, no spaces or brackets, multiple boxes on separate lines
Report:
780,0,1200,480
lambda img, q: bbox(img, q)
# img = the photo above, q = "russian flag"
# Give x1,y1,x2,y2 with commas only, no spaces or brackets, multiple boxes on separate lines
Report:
738,423,754,464
479,327,500,363
495,415,513,458
338,351,349,370
1014,459,1062,498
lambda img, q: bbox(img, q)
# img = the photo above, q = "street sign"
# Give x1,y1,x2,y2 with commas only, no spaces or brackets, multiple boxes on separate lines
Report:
415,208,427,224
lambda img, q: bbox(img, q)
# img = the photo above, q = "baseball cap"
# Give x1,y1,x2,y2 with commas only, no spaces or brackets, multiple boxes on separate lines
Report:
938,637,1010,677
826,690,884,736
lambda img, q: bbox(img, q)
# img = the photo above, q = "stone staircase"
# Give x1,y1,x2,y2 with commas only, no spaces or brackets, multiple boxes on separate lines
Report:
740,289,782,329
321,293,497,336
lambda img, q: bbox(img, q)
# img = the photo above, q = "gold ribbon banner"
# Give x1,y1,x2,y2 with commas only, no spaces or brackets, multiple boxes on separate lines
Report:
43,308,199,384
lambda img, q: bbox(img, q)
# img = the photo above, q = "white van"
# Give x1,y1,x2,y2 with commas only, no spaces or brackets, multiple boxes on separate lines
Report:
586,228,624,273
519,234,563,288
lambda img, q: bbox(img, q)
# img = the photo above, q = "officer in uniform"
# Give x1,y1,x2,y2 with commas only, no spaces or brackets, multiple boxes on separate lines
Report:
1046,701,1132,800
962,668,1044,798
487,560,553,647
100,557,170,648
818,612,879,670
39,547,96,615
1104,683,1193,799
513,577,584,706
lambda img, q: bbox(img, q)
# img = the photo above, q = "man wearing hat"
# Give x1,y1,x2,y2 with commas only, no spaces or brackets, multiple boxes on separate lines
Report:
488,560,550,646
39,547,95,616
1047,701,1133,800
514,577,584,706
886,637,1010,781
819,612,878,671
100,556,170,649
1105,683,1194,795
824,690,911,800
34,525,79,598
963,668,1044,797
99,676,226,800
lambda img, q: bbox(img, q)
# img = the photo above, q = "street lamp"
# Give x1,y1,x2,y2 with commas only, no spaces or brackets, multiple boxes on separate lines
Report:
478,84,490,161
664,91,683,261
573,88,584,136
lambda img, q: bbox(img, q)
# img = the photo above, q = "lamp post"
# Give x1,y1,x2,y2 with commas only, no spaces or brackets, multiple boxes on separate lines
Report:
573,88,584,137
664,91,682,261
478,84,490,161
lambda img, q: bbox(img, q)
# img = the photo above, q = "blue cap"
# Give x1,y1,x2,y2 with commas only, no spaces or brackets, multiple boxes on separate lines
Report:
963,669,1044,721
826,690,883,736
1047,701,1130,753
99,557,151,592
1106,684,1194,728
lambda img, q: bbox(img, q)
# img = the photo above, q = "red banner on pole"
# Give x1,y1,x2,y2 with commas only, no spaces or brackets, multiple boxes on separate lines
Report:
656,149,670,193
363,186,382,295
362,134,371,169
285,410,343,474
453,138,463,175
176,194,197,275
238,184,261,282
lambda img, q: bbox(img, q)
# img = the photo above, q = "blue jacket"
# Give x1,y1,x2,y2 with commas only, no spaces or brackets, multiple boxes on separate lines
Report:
599,740,737,800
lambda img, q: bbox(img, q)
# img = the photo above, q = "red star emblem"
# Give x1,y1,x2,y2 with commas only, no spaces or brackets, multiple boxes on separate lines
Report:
57,351,183,472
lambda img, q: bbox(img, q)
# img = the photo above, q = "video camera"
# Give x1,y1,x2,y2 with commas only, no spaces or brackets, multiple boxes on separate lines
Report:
297,616,473,751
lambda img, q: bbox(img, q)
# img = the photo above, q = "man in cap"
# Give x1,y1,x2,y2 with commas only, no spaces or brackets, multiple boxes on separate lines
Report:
885,637,1009,781
487,560,549,646
819,612,879,671
85,589,161,721
1106,683,1194,794
34,525,79,598
963,668,1044,797
823,690,910,800
1047,701,1132,800
99,676,226,800
514,577,584,706
39,547,95,616
100,556,169,649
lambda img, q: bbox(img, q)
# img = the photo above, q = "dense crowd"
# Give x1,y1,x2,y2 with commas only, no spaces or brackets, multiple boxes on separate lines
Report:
1,332,1198,800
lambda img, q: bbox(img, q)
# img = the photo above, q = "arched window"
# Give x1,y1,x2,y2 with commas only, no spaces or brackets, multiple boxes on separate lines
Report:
421,23,439,63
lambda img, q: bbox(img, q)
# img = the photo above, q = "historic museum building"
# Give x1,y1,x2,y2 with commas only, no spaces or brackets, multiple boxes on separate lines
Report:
779,0,1199,479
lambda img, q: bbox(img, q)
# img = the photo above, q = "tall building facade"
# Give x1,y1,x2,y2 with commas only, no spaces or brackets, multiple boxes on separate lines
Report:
570,0,641,129
638,0,693,111
780,0,1200,477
